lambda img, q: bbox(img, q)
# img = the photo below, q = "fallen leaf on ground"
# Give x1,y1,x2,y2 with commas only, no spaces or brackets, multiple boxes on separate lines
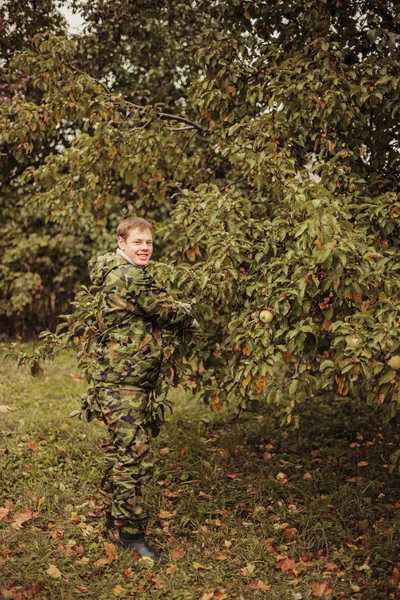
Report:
276,472,288,484
163,488,180,498
104,542,118,563
0,405,15,413
113,585,125,596
311,582,333,598
47,564,62,578
193,561,210,570
276,557,297,572
171,547,186,561
241,562,256,576
0,508,9,521
123,568,133,579
256,579,271,592
198,491,212,499
12,509,36,529
158,510,175,519
167,564,177,575
200,593,214,600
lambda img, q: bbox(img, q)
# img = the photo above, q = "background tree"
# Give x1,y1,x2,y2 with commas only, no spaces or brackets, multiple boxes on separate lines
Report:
1,0,400,428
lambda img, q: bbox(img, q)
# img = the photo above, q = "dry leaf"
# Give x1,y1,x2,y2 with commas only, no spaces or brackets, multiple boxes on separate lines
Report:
159,447,170,455
171,547,186,561
104,542,118,563
0,508,9,521
198,491,212,499
94,557,110,566
276,472,288,484
12,509,35,529
241,562,255,576
257,580,271,592
46,564,62,578
0,405,15,413
76,557,90,565
193,561,210,570
311,582,333,598
200,593,214,600
158,510,175,519
113,585,125,596
276,557,296,572
167,564,177,575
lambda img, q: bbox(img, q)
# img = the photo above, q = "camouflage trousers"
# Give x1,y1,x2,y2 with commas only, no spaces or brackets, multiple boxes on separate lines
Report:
82,385,158,535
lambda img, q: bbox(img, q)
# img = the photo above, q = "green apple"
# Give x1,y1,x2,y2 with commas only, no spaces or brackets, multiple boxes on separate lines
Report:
388,355,400,370
259,310,274,324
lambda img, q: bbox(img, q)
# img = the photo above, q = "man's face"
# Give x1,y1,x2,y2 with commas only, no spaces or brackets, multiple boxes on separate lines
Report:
118,227,153,267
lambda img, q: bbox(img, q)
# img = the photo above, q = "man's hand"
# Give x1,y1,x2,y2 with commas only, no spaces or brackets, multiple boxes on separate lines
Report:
189,318,200,330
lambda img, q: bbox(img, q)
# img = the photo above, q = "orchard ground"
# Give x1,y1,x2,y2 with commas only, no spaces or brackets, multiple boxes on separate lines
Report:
0,350,399,600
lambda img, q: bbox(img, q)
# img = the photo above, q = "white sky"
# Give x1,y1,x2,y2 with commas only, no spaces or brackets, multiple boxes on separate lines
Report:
58,2,86,34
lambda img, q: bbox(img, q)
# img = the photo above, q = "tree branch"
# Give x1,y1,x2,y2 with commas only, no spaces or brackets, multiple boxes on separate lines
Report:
63,61,205,133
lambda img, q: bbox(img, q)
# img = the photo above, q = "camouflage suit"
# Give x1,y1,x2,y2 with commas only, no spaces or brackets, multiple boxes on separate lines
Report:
83,252,193,534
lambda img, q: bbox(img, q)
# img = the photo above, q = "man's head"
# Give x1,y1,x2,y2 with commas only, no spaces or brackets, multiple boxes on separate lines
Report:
117,217,153,267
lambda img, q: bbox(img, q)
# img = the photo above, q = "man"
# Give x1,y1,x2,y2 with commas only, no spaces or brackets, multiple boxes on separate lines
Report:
85,216,198,562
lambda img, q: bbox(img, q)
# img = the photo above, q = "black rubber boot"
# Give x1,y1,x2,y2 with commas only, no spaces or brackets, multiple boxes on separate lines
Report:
119,533,162,563
105,511,114,530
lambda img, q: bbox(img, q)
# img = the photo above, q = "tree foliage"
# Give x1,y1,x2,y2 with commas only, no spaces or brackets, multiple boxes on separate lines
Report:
1,0,400,424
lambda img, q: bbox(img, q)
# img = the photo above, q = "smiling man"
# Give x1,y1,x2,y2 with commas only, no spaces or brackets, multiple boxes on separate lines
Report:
84,216,198,562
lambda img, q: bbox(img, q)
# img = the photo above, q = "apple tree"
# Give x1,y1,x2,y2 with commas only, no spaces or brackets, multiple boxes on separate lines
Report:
2,0,400,429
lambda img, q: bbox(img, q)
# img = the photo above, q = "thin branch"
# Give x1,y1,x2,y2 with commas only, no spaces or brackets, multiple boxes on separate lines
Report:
63,61,205,133
219,177,247,191
63,61,111,95
172,131,197,177
157,111,204,132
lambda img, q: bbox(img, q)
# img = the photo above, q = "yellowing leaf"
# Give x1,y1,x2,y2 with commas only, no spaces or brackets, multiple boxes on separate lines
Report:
193,561,210,570
254,375,267,393
113,586,125,596
241,375,251,387
59,423,69,431
209,119,216,130
46,564,62,578
158,510,175,519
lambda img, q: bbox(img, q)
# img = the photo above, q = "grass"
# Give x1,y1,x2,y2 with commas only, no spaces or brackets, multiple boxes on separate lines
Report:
0,350,399,600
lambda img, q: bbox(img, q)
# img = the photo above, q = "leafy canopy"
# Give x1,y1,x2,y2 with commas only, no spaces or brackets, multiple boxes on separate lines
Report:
1,0,400,425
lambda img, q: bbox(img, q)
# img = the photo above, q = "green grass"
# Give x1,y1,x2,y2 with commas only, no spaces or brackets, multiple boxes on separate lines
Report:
0,350,399,599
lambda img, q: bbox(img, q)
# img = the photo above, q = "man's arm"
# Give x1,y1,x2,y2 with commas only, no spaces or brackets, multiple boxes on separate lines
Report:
131,269,197,331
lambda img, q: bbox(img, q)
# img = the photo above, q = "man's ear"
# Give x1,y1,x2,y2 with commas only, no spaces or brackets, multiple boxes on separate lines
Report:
117,236,125,249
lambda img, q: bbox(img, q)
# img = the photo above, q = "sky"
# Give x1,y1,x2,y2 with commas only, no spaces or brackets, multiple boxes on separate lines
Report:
58,2,86,34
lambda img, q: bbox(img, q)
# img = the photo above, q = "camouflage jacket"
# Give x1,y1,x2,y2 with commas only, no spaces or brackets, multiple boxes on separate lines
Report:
88,252,193,391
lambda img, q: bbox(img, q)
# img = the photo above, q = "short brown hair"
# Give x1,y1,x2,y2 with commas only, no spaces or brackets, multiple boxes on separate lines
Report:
117,217,153,240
